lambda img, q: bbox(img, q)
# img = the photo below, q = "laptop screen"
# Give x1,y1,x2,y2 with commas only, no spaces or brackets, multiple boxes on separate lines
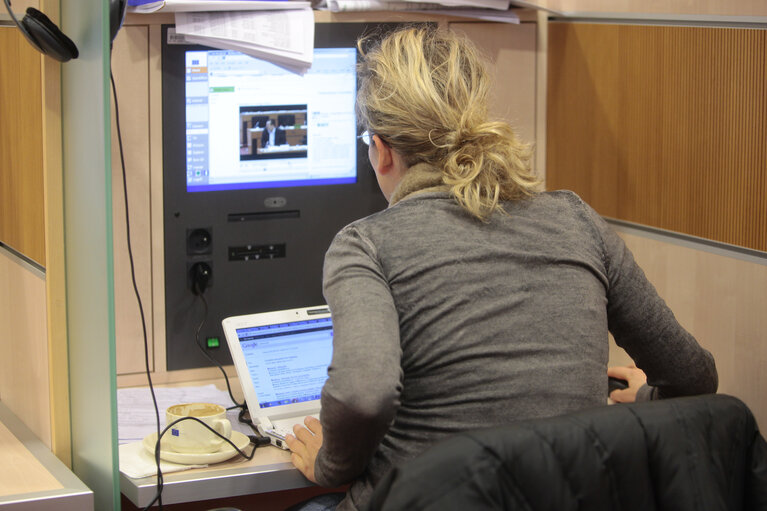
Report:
235,316,333,409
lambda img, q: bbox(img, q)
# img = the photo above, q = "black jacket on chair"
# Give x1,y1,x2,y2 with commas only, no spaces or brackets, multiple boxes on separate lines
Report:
366,394,767,511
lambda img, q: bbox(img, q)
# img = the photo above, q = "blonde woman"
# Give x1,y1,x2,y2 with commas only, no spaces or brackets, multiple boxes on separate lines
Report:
285,26,717,511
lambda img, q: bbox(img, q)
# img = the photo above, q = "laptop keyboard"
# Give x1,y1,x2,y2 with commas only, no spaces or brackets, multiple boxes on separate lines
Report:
267,414,320,440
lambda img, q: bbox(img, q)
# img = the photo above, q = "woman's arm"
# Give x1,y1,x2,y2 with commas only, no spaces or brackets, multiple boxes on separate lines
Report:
310,226,403,487
584,202,718,400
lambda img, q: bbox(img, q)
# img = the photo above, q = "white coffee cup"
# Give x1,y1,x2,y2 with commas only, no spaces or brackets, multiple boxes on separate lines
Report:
165,403,232,454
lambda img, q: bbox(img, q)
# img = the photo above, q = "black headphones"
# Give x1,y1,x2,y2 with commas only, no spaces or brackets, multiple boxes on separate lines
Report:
3,0,128,62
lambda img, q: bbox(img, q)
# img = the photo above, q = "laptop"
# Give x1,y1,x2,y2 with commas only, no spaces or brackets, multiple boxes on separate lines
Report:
222,305,333,449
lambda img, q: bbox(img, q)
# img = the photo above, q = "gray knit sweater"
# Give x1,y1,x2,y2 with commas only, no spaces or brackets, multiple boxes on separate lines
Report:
314,164,718,510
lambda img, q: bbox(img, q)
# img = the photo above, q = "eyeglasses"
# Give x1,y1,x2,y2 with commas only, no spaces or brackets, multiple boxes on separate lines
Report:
357,131,372,146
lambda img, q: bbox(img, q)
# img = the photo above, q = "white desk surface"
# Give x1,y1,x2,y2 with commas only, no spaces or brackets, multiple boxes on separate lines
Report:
118,380,313,507
120,436,311,507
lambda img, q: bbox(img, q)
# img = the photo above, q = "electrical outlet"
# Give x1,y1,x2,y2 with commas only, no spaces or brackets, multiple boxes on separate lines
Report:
188,261,212,294
187,227,213,255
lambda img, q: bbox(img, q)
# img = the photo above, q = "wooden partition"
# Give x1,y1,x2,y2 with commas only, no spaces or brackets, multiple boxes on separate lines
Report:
1,24,73,441
514,0,767,18
0,28,46,266
0,250,51,446
548,20,767,427
546,22,767,252
0,23,70,464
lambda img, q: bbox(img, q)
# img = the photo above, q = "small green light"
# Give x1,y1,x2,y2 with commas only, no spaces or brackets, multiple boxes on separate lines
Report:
206,337,220,349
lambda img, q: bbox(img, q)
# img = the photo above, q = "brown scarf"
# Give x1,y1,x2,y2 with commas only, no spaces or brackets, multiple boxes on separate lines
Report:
388,162,451,207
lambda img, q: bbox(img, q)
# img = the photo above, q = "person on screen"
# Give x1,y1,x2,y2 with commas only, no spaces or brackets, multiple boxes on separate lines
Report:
285,26,718,511
261,118,286,148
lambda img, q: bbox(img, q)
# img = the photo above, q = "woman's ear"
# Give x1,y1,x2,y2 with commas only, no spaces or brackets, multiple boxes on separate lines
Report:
369,135,406,202
372,135,394,174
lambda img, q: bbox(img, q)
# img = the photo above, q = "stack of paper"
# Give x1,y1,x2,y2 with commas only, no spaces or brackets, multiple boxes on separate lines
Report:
128,0,311,13
326,0,508,10
322,0,519,23
130,0,519,73
173,8,315,72
117,384,253,444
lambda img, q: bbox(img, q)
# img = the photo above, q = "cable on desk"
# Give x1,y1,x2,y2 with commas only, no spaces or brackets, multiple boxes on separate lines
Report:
191,294,275,443
157,417,262,461
193,291,245,410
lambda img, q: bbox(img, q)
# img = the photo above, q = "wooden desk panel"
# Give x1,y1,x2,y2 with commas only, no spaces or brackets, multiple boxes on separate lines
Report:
0,420,61,497
0,402,92,509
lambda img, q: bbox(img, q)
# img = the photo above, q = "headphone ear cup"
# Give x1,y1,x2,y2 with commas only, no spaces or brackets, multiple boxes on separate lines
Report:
110,0,128,44
21,7,78,62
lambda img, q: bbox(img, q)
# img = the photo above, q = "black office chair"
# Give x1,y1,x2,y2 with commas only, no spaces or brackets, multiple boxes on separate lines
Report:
366,394,767,511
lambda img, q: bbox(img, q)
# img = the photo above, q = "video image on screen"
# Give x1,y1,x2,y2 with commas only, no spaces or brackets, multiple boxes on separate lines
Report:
240,105,308,160
184,47,358,192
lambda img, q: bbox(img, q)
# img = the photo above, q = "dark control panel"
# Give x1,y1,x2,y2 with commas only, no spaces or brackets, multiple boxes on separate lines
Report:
229,243,286,261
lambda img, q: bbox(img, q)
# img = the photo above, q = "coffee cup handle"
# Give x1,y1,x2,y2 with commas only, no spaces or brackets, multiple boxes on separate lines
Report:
214,418,232,441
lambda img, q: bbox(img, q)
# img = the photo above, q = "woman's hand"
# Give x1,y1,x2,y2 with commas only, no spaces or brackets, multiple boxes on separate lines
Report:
285,416,324,484
608,365,647,403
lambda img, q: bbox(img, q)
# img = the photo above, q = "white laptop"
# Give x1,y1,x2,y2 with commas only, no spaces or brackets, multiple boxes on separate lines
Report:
222,305,333,449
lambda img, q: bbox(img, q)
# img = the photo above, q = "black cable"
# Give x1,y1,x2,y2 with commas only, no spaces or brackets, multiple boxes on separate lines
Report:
109,70,165,509
190,280,276,440
190,291,274,436
192,288,246,409
156,416,261,461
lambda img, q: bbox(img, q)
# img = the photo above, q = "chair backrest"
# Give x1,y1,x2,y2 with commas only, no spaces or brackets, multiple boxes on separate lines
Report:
366,394,767,511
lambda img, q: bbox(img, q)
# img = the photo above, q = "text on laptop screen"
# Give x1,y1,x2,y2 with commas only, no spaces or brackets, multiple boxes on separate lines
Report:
185,48,358,192
236,317,333,408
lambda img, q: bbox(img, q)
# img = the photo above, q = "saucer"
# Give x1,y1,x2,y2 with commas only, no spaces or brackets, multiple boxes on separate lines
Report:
142,430,250,465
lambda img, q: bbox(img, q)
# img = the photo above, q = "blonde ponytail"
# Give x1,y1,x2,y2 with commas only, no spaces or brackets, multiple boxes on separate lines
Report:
357,26,541,221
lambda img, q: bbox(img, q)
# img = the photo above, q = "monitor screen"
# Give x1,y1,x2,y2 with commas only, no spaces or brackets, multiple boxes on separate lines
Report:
235,316,333,409
185,47,358,192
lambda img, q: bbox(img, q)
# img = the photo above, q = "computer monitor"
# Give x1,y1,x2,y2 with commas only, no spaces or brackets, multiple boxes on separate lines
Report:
185,47,358,191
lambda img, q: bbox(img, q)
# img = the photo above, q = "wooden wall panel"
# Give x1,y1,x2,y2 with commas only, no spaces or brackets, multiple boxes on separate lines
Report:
41,26,71,466
518,0,767,18
450,22,538,152
0,250,52,448
0,28,46,266
547,23,767,252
